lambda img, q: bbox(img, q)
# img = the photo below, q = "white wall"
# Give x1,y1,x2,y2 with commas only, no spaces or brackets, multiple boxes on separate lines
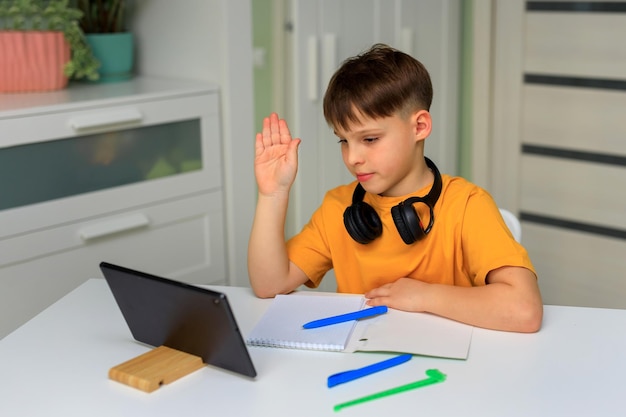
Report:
130,0,222,83
131,0,256,286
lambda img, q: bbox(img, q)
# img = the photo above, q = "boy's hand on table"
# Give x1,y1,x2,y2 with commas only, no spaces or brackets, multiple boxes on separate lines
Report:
365,278,428,312
255,112,301,196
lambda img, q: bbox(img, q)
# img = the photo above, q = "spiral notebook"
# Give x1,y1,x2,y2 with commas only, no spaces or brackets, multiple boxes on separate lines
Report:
246,293,473,359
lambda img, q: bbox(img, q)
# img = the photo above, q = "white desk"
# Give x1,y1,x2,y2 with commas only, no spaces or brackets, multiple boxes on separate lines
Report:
1,279,625,417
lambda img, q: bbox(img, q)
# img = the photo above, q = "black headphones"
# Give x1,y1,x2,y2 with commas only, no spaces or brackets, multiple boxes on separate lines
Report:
343,157,442,245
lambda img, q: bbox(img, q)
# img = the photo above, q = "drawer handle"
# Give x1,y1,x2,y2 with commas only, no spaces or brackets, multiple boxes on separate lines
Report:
79,213,150,241
69,108,143,131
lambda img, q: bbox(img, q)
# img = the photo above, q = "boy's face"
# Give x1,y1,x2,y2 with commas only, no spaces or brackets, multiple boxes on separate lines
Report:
333,110,431,197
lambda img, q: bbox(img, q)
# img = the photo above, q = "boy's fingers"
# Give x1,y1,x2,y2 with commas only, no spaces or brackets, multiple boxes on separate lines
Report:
279,119,292,143
270,113,281,144
288,138,301,159
261,116,272,147
260,113,295,147
255,132,264,155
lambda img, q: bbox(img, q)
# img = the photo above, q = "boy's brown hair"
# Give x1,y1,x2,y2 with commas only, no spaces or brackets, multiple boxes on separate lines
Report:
323,44,433,131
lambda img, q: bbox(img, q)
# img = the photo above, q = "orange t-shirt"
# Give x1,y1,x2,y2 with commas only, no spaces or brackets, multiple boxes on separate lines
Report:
286,175,535,293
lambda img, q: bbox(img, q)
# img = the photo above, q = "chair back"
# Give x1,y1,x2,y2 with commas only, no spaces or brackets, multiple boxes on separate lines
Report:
499,208,522,242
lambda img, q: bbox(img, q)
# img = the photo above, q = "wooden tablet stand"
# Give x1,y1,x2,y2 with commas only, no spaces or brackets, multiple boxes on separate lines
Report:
109,346,204,393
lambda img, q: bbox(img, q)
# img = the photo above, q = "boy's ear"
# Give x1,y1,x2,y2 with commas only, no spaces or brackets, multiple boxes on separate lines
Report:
412,110,432,141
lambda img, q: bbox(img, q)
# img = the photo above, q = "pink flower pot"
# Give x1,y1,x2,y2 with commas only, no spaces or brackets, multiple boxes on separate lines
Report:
0,31,71,93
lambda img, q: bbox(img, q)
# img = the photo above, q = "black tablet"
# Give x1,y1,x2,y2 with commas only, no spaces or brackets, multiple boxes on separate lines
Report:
99,262,256,378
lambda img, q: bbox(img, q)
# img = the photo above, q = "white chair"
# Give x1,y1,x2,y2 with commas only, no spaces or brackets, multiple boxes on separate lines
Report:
499,208,522,243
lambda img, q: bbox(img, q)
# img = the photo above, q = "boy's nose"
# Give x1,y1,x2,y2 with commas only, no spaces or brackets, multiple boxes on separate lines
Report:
345,147,364,166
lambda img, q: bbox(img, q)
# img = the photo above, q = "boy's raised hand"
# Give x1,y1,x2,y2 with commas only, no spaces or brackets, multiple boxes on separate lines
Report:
255,113,301,196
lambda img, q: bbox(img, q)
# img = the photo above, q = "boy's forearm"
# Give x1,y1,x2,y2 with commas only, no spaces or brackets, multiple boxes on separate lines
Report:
366,268,543,332
248,192,294,298
422,275,543,333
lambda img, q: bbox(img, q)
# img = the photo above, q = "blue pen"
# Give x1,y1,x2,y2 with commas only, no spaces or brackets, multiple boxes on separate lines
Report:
327,354,413,388
302,305,388,329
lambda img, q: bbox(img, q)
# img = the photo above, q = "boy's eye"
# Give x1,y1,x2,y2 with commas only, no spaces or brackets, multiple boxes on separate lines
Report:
364,137,378,143
337,139,347,144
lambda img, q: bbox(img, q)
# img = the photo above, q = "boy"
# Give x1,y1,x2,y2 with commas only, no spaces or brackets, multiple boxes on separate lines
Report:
248,44,542,333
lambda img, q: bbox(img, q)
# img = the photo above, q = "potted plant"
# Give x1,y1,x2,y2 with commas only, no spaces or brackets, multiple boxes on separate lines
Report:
0,0,99,92
76,0,133,82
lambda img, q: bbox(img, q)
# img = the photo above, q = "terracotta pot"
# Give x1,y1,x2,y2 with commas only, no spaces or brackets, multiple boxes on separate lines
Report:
0,31,70,93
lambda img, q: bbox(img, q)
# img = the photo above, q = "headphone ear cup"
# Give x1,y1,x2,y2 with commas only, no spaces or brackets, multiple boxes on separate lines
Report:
391,201,425,244
343,202,382,244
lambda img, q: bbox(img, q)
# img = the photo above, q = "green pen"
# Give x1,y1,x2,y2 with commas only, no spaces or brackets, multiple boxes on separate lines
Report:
334,369,446,412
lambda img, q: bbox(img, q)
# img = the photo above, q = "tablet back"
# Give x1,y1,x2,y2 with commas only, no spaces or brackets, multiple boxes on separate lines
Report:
100,262,256,378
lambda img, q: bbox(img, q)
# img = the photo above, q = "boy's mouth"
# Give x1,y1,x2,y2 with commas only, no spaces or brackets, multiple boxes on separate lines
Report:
356,173,374,182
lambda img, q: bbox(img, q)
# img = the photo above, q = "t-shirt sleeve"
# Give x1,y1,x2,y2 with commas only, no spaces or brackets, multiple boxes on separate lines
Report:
286,203,334,288
459,189,536,286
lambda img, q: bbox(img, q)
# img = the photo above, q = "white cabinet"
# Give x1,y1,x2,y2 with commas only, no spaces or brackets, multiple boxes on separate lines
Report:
0,77,227,338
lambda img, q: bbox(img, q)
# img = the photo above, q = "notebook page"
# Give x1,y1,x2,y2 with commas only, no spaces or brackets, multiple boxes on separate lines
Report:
246,293,365,351
346,308,473,359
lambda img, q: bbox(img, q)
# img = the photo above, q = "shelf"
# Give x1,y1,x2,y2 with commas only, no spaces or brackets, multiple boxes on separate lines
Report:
0,77,219,119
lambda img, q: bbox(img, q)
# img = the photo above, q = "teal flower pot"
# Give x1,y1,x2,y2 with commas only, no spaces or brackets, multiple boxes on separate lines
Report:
85,32,134,82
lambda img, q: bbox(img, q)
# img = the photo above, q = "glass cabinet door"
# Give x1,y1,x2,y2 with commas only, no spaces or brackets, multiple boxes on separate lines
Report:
0,119,202,211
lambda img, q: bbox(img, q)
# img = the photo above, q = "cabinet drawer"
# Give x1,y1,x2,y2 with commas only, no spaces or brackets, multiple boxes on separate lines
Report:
0,192,224,268
0,89,221,238
0,192,226,338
